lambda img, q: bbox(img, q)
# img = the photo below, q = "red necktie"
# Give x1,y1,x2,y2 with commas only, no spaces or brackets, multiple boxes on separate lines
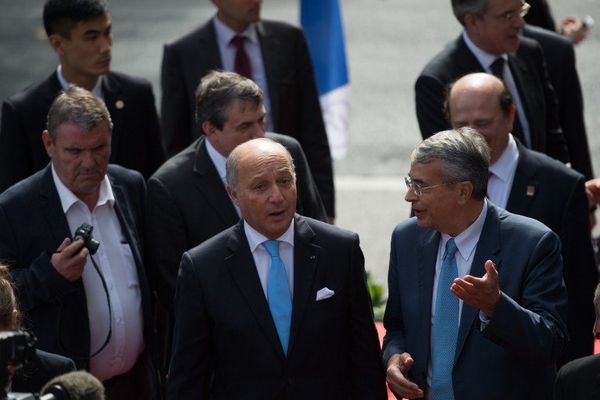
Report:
231,35,252,79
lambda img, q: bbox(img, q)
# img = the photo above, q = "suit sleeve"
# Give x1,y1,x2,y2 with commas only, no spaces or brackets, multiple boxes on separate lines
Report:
557,45,593,179
382,230,407,365
160,44,193,157
166,253,212,399
145,176,188,310
0,100,34,192
415,74,452,140
557,174,597,360
138,84,166,178
480,230,568,364
347,235,388,399
0,204,78,313
535,45,569,163
294,31,336,219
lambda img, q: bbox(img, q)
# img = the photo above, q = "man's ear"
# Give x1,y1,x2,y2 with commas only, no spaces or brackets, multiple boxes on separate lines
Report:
47,33,66,56
456,181,474,205
226,184,239,206
42,130,54,158
203,121,218,140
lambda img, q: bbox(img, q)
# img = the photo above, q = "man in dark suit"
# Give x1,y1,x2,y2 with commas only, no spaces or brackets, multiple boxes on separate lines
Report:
0,0,165,192
0,87,159,400
160,0,335,220
416,0,568,163
146,71,326,313
166,138,386,399
554,282,600,400
522,24,593,179
446,72,597,364
383,128,568,399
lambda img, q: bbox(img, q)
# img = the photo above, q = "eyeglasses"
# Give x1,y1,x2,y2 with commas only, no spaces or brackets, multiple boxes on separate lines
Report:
495,2,531,22
404,176,446,197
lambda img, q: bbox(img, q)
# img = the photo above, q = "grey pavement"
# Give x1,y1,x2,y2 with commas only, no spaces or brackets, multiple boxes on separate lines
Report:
1,0,599,291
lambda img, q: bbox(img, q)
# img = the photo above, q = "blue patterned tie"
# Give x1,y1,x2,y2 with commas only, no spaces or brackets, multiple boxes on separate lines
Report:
264,240,292,355
430,238,459,400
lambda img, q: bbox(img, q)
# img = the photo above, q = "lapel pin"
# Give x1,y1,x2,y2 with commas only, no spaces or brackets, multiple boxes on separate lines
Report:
526,185,535,197
115,100,125,110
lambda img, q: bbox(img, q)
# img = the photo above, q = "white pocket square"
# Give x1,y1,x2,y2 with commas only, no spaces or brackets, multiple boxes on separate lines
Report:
316,287,335,301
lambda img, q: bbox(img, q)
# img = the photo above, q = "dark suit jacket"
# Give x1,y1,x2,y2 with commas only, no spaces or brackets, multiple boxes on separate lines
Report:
160,18,335,217
506,143,597,363
145,133,327,310
522,25,593,179
383,204,568,400
524,0,557,31
0,71,166,191
166,215,387,399
415,34,568,162
554,354,600,400
0,165,159,397
11,349,75,394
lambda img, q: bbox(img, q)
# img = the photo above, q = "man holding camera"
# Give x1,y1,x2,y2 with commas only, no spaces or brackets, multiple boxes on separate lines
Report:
0,87,159,400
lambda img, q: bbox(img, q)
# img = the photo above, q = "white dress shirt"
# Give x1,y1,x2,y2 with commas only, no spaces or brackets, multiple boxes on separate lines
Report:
51,165,144,382
213,15,273,131
205,139,241,217
487,135,520,208
244,220,295,298
462,32,532,148
56,64,104,100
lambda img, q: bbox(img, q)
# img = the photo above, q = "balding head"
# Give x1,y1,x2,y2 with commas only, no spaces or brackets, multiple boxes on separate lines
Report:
226,138,297,239
446,73,515,164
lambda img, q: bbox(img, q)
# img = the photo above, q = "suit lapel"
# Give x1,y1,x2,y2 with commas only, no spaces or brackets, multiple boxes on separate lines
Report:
192,137,240,224
39,165,71,243
507,53,540,149
102,74,125,163
455,205,502,361
288,215,319,357
256,22,281,130
506,144,538,215
417,229,440,364
226,222,284,357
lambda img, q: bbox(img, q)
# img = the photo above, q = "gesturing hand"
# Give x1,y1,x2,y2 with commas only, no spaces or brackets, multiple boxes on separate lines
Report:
451,260,500,317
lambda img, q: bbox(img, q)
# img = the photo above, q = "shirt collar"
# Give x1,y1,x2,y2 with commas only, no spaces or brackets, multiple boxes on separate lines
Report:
441,199,488,261
205,138,228,184
51,163,114,213
490,134,519,183
213,14,259,47
462,31,507,71
56,65,104,100
244,218,295,253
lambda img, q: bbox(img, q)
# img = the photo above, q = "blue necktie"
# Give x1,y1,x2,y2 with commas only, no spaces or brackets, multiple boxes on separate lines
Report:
264,240,292,355
430,238,459,400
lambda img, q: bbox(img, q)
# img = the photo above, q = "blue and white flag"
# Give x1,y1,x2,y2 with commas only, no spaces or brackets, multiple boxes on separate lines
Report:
301,0,350,160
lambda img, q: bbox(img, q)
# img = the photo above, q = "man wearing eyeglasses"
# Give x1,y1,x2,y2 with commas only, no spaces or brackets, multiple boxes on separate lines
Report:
415,0,568,165
555,282,600,400
383,128,568,399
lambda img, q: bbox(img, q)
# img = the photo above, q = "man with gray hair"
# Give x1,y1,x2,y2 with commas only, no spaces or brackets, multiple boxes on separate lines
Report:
383,128,568,399
415,0,569,165
167,137,386,399
0,86,159,399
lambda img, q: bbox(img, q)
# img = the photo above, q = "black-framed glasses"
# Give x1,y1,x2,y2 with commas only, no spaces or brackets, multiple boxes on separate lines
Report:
495,2,531,22
404,176,446,197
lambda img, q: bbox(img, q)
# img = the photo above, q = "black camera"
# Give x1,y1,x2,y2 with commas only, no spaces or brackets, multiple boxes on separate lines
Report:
0,331,37,400
73,224,100,255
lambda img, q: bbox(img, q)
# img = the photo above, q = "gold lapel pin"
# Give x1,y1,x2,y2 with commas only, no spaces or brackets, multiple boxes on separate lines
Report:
115,100,125,110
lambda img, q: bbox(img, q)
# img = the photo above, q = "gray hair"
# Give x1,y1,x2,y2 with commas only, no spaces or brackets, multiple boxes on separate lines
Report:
226,138,295,191
451,0,489,26
195,70,264,132
595,283,600,319
46,85,113,141
411,127,490,199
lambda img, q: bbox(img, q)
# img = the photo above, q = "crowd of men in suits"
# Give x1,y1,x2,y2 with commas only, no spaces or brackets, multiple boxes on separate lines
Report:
0,0,598,399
